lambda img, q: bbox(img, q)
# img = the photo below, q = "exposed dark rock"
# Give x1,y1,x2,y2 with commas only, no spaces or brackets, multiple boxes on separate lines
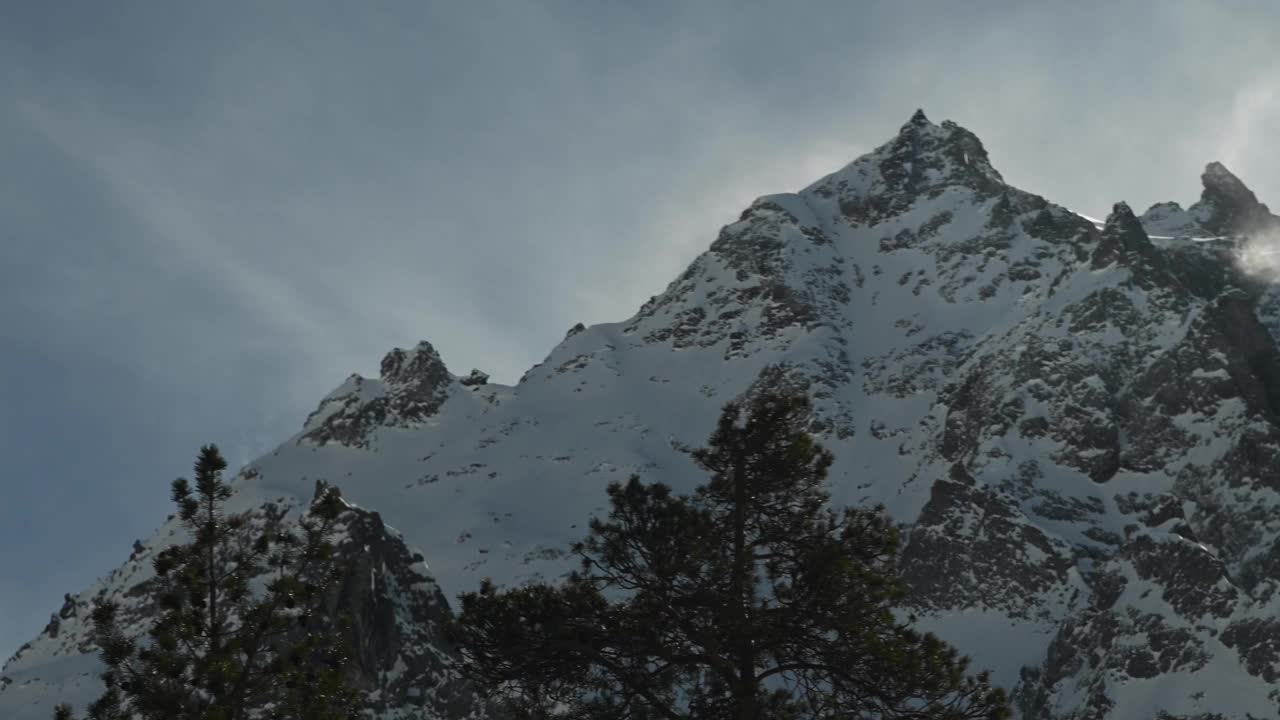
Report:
939,371,994,461
41,615,59,640
834,111,1006,227
1125,534,1236,619
901,474,1072,618
57,593,77,620
1016,608,1210,720
1164,241,1240,300
1196,162,1280,236
302,342,454,448
379,342,453,420
1091,202,1163,278
862,331,972,399
460,368,489,387
1087,570,1126,610
1132,293,1280,423
317,501,486,718
1221,618,1280,683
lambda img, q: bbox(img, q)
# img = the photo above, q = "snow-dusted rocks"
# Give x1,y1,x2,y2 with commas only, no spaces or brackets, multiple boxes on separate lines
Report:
302,341,456,448
9,111,1280,719
813,109,1006,227
1197,162,1280,238
1140,161,1280,241
459,369,489,387
1091,202,1163,277
314,489,485,719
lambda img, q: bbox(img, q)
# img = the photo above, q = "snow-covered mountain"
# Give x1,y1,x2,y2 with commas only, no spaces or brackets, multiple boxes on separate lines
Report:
7,110,1280,719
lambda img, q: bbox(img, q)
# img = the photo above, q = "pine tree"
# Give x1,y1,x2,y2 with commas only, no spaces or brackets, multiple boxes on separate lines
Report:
449,392,1010,720
54,445,363,720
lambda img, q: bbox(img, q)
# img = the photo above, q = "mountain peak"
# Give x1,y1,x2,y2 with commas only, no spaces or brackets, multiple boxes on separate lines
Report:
380,341,448,388
808,113,1007,226
1092,201,1159,271
1200,162,1259,213
903,108,932,130
1140,162,1280,239
296,340,455,448
1195,161,1276,236
1105,201,1140,228
1203,160,1247,189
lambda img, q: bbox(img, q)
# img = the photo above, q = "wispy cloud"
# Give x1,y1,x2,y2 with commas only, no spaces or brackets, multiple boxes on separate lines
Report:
1215,73,1280,199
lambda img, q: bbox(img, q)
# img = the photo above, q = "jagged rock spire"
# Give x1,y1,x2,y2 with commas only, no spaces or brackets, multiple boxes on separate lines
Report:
819,110,1007,226
1196,162,1277,236
1092,202,1158,270
1104,201,1144,235
380,341,448,386
904,108,931,130
300,340,456,448
1202,162,1257,203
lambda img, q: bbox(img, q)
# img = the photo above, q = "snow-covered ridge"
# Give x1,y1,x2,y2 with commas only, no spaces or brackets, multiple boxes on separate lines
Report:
8,110,1280,720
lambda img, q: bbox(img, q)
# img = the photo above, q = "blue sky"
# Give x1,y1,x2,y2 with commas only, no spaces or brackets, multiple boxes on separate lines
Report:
3,1,1279,662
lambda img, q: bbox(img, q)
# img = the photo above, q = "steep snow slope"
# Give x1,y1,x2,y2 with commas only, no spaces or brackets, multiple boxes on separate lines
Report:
8,110,1280,719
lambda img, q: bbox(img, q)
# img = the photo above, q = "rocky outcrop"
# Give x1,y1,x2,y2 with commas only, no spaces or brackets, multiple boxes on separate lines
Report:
1090,202,1163,276
460,369,489,387
301,341,455,448
822,109,1007,226
1196,162,1280,237
313,484,486,718
901,464,1075,619
1141,162,1280,240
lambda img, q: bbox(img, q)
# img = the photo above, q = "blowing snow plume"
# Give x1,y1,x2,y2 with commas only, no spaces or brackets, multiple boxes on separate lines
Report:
1234,228,1280,280
1133,161,1280,283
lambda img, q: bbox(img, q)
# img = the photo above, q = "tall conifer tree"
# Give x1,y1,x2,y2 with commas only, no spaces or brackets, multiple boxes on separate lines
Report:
450,393,1009,719
54,445,363,720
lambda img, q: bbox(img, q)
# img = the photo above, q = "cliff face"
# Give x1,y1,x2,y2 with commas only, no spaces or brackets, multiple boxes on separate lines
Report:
8,111,1280,719
318,487,485,719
